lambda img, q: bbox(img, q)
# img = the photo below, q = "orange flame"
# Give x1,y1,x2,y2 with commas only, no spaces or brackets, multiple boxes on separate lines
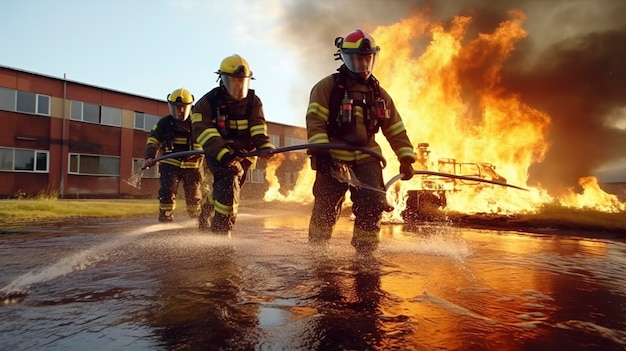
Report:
265,9,625,216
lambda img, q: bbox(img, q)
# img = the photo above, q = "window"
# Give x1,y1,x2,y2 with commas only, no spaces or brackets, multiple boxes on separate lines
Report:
132,158,159,178
70,101,121,126
37,95,50,115
269,134,280,147
284,136,306,146
16,91,35,113
70,100,101,124
0,89,50,115
246,168,265,183
0,87,16,111
69,153,119,176
70,100,82,120
100,106,122,126
0,147,49,172
284,136,307,153
134,112,160,132
83,102,100,123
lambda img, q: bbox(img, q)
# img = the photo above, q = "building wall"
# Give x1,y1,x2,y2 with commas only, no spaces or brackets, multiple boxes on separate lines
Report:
0,65,308,199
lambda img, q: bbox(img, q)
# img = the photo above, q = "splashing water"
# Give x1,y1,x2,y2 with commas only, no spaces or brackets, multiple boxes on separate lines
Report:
123,169,145,189
0,222,182,303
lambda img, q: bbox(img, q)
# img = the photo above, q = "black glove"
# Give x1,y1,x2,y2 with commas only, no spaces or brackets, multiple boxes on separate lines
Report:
258,144,276,159
142,158,156,169
219,150,237,166
399,158,415,180
309,149,334,173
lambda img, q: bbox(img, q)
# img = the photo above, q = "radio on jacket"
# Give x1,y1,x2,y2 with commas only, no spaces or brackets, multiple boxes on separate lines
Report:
374,97,388,120
216,107,228,136
340,91,353,125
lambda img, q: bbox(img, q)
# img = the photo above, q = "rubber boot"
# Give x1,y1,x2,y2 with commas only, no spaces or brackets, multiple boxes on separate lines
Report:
198,201,214,231
351,227,379,254
158,210,173,222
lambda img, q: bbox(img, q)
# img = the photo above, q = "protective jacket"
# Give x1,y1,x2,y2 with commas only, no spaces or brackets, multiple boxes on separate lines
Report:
191,86,274,234
306,67,415,164
191,87,273,162
145,115,203,168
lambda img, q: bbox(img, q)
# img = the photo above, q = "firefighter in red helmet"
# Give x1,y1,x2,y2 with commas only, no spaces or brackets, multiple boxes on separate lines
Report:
305,29,416,253
191,54,275,234
143,88,204,222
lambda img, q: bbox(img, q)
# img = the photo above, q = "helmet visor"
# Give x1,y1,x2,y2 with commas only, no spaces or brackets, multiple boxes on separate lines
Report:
169,102,192,121
341,52,377,76
222,75,250,101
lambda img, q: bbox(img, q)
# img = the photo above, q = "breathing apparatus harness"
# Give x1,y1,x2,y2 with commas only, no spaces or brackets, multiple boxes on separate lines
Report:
327,66,390,144
206,87,256,140
162,115,194,156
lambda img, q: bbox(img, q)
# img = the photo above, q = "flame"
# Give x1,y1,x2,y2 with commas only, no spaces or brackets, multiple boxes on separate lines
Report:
560,176,625,213
263,153,315,203
264,9,625,216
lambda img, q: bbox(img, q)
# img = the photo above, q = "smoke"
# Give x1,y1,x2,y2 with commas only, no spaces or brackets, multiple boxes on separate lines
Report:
278,0,626,195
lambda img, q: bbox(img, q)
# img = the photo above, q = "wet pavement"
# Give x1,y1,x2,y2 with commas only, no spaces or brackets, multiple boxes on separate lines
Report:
1,204,626,350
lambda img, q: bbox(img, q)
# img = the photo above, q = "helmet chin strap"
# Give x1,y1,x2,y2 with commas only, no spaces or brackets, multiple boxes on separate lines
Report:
343,66,371,83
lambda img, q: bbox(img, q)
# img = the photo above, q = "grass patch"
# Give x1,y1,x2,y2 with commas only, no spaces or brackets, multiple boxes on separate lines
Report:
0,198,156,223
519,203,626,231
2,198,626,235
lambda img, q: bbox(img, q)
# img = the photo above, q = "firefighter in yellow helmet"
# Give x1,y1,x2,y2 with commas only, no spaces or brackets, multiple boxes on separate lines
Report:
306,29,416,253
191,54,275,234
143,88,204,222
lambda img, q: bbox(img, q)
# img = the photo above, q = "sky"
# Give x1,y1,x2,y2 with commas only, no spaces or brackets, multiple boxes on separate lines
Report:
1,0,308,127
3,0,626,188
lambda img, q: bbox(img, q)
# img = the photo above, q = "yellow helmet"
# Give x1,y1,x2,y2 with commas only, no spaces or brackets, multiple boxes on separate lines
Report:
167,88,194,120
215,54,253,101
216,54,253,77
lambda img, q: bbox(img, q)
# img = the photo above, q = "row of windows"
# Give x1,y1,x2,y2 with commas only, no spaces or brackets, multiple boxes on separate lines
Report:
0,147,299,184
1,149,172,178
0,87,50,116
0,88,310,140
0,147,49,172
0,87,161,132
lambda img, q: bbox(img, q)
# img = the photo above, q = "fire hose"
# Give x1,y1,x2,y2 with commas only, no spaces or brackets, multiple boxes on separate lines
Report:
142,143,387,170
384,170,529,191
143,148,526,194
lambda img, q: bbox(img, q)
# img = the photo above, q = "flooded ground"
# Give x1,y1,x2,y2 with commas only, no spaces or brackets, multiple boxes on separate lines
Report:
1,204,625,350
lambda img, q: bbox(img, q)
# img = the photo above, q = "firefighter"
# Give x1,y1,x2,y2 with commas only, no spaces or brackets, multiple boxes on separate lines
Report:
143,88,204,222
306,29,416,253
191,54,275,234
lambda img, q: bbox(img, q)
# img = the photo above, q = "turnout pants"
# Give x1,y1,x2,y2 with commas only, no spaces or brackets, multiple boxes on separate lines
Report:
309,161,388,251
200,158,251,233
158,163,203,218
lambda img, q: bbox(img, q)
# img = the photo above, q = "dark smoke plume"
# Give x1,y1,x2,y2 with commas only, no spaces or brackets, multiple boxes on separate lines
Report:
279,0,626,195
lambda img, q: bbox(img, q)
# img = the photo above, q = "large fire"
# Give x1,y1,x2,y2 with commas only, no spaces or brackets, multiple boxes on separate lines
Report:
263,9,625,216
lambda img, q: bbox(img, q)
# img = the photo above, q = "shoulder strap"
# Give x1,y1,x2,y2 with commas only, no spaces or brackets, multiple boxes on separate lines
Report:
328,72,345,128
246,89,255,117
206,88,223,120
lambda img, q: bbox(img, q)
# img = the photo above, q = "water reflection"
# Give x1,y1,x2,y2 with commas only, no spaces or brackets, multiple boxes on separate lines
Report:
305,252,384,350
140,234,259,350
1,212,626,350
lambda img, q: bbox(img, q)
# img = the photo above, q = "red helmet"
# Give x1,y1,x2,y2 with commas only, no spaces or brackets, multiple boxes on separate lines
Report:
335,29,380,78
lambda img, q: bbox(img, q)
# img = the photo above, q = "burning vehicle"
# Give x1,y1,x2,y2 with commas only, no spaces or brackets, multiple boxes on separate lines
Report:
396,142,514,224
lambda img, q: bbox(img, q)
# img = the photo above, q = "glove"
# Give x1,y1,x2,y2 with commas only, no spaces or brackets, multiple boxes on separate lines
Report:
399,158,415,181
310,150,334,173
219,150,238,166
258,145,276,159
142,158,156,169
184,154,203,162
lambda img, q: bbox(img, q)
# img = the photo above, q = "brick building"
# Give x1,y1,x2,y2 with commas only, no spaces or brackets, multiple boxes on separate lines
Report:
0,65,308,199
